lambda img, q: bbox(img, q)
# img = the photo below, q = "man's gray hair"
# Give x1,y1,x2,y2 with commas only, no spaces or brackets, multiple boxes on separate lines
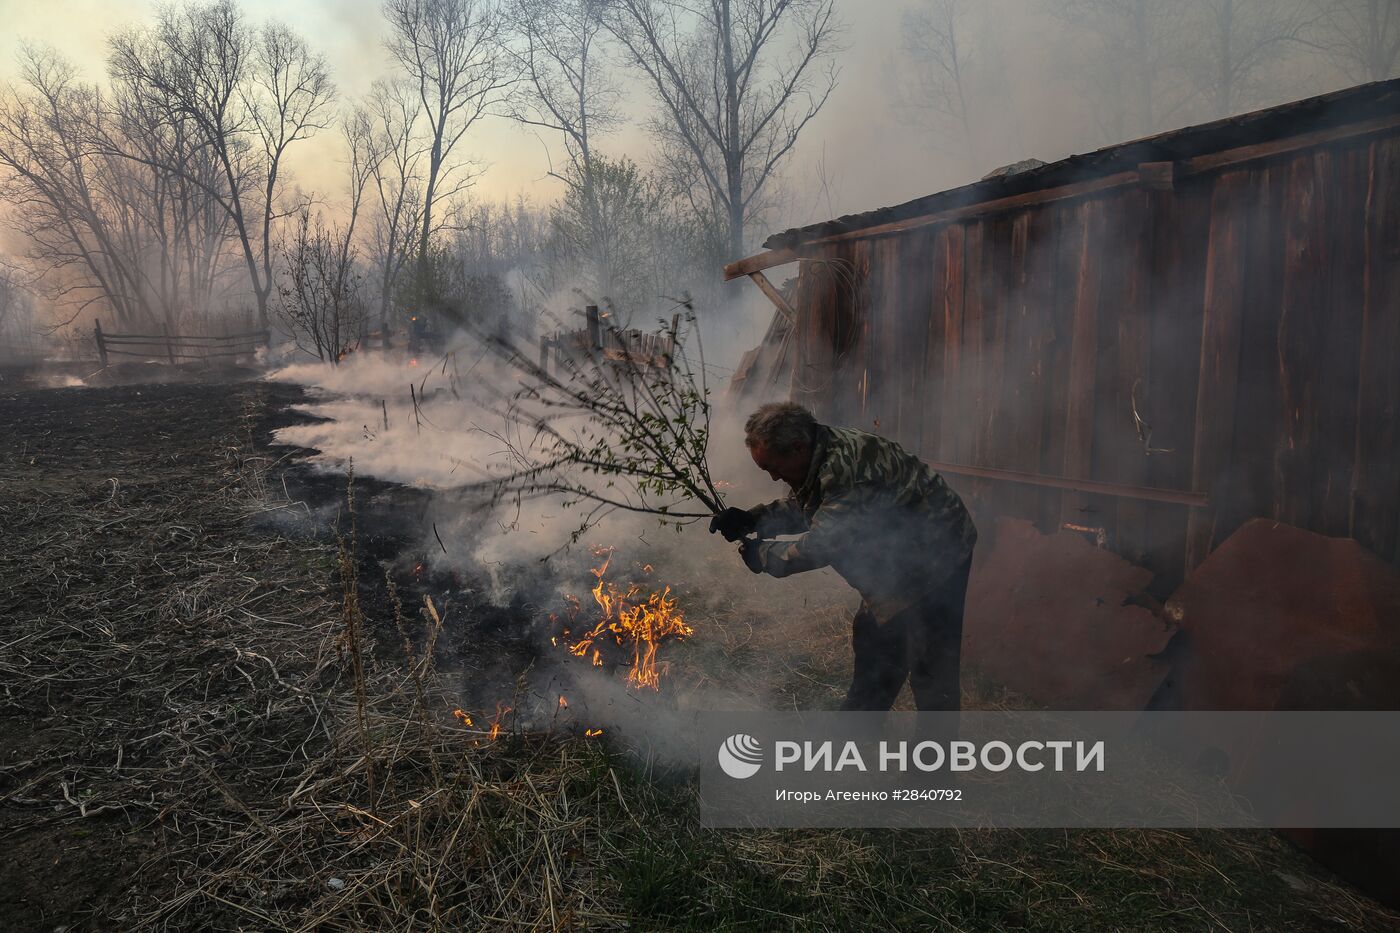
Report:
744,402,818,454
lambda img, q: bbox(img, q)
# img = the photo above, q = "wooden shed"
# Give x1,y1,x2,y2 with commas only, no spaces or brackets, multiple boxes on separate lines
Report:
727,78,1400,594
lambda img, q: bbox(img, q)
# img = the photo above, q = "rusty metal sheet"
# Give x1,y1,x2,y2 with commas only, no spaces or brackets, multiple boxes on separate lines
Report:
962,517,1174,710
1164,518,1400,713
1162,518,1400,907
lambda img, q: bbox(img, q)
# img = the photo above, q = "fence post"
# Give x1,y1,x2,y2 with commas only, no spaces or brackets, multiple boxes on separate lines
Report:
585,304,601,352
94,320,108,368
538,335,550,374
162,325,176,365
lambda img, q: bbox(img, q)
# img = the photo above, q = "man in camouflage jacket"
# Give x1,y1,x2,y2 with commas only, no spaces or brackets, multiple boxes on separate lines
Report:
710,402,977,711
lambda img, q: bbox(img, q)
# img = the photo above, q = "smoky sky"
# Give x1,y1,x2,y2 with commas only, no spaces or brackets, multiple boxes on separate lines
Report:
0,0,1375,251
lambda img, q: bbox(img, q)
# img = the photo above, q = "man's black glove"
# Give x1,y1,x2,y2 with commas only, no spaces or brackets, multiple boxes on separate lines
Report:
738,538,766,574
709,507,757,542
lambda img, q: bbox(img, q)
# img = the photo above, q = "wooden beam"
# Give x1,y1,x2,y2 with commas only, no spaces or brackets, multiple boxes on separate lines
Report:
721,113,1400,280
1182,112,1400,178
815,171,1143,246
747,270,796,322
1137,161,1175,191
923,458,1208,508
723,248,798,281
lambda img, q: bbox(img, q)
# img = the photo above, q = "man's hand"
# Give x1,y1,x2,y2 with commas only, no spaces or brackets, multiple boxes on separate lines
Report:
709,507,757,542
739,538,766,574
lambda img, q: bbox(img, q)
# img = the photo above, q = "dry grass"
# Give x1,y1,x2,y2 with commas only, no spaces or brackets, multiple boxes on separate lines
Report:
4,381,1399,931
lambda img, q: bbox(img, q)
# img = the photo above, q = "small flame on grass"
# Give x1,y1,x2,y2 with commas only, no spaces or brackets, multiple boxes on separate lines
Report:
452,709,474,727
585,728,603,738
562,546,692,690
488,702,512,741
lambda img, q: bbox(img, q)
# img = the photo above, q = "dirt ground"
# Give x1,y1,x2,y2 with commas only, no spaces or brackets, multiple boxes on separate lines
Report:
4,373,1400,932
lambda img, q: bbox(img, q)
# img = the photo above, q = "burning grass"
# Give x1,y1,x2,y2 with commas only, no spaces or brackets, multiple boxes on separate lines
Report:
3,380,1399,931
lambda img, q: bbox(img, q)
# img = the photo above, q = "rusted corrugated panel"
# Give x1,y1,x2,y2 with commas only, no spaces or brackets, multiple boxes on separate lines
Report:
1354,136,1400,564
962,517,1173,710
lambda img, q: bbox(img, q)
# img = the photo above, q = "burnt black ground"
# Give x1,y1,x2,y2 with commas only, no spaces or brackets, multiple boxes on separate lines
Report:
0,375,547,930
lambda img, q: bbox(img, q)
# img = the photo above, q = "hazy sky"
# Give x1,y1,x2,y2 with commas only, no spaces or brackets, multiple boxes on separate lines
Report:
0,0,1361,239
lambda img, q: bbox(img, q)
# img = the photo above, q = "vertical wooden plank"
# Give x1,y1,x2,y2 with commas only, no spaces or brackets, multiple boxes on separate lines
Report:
1037,202,1080,533
1274,151,1330,530
1060,197,1106,528
915,227,949,459
957,221,987,502
1314,142,1368,537
1218,161,1285,545
1352,136,1400,562
1000,207,1057,522
932,224,966,462
974,214,1011,488
892,231,935,454
1185,169,1254,572
847,238,876,426
1109,188,1155,565
860,236,897,434
1144,177,1211,595
790,244,836,419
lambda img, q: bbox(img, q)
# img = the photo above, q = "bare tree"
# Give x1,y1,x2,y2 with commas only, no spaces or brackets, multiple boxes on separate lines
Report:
1185,0,1313,118
896,0,980,171
1049,0,1193,140
0,46,235,330
383,0,518,287
1301,0,1400,82
505,0,622,293
274,208,365,363
0,50,143,326
603,0,843,260
108,0,335,330
357,79,427,332
0,261,40,360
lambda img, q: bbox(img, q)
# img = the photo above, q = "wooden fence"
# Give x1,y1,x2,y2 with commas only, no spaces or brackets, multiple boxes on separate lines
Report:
539,305,678,374
94,320,270,367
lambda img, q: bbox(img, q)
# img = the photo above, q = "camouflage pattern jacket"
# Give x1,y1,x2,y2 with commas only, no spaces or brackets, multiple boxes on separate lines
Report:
747,425,977,623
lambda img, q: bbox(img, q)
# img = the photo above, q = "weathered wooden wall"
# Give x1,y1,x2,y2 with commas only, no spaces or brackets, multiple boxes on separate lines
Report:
788,130,1400,592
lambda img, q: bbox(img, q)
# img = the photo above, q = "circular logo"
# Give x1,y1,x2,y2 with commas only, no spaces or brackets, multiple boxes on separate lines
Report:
718,733,763,779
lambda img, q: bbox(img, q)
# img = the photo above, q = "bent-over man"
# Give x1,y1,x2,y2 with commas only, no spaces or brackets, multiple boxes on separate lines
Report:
710,402,977,711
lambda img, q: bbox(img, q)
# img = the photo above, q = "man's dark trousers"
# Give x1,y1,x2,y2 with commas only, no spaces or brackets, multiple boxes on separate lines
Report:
840,554,973,712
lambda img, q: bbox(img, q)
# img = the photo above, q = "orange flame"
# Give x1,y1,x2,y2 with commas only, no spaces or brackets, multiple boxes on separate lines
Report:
487,702,512,741
564,547,692,690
